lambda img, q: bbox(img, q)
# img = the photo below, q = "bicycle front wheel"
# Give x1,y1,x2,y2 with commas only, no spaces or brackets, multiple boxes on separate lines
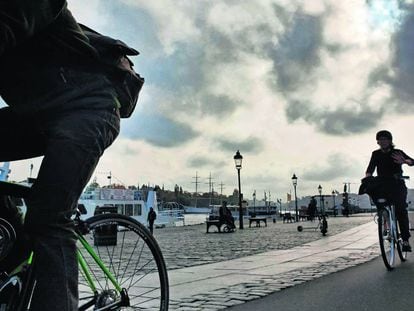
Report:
397,239,408,262
77,214,169,310
396,220,408,262
378,209,396,270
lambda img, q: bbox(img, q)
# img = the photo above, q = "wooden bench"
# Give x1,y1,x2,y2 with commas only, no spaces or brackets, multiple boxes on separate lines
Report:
299,212,309,221
206,220,235,233
249,217,267,227
283,213,295,223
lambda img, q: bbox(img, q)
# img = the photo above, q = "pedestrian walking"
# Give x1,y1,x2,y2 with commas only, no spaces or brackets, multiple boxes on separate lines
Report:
147,207,157,234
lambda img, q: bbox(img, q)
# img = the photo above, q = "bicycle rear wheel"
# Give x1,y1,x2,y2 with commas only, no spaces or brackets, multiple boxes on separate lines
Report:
77,214,169,310
378,209,396,270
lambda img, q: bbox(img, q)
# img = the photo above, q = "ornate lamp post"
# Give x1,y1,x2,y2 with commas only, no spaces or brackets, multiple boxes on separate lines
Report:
332,190,336,217
318,185,323,214
292,174,298,222
253,190,256,216
234,150,243,229
107,171,112,186
277,199,282,216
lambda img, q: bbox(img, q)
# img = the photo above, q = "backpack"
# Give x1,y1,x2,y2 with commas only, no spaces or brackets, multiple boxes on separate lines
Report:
79,24,144,118
358,176,396,204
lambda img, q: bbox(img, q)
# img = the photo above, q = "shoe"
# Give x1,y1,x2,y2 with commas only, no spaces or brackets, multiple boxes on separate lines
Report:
402,241,412,252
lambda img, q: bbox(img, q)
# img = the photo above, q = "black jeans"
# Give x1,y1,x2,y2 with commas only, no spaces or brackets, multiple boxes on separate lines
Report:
393,183,410,241
0,94,119,309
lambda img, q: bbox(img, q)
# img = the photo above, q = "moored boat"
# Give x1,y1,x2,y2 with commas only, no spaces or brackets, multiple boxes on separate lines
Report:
79,184,180,227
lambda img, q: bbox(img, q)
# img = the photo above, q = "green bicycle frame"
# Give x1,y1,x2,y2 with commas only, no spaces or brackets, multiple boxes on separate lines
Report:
76,233,122,293
10,252,34,275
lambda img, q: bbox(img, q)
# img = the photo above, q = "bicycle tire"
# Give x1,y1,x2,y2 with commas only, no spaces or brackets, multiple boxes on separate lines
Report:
378,209,395,270
0,218,16,262
77,214,169,311
321,217,328,236
396,221,408,262
396,239,408,262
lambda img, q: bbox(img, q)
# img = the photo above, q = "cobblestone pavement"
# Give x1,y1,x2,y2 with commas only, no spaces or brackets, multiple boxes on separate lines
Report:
153,215,374,270
169,245,380,310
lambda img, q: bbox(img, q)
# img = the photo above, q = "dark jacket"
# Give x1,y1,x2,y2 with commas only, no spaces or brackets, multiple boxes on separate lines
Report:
366,148,414,178
0,1,115,113
147,210,157,222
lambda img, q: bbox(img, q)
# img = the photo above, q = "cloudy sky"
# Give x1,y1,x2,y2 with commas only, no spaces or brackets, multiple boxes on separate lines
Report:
3,0,414,201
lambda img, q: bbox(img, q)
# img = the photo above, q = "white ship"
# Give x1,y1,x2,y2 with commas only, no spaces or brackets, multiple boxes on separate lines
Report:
0,162,10,182
79,184,182,227
1,162,182,226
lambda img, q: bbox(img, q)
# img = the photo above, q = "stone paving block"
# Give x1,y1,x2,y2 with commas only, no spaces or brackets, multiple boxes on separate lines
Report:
176,307,201,311
227,294,257,301
179,302,204,308
225,299,245,306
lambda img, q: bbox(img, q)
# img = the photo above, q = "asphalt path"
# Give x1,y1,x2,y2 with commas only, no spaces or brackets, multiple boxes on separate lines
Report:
228,213,414,311
227,254,414,311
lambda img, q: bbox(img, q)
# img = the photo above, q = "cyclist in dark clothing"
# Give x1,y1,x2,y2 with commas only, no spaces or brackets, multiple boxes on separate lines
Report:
0,2,121,310
365,130,414,252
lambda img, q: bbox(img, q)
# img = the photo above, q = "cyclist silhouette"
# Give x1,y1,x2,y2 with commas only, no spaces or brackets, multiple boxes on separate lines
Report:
0,2,120,310
365,130,414,252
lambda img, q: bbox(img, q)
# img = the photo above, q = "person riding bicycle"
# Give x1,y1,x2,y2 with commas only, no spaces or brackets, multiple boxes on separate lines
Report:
365,130,414,252
0,2,121,310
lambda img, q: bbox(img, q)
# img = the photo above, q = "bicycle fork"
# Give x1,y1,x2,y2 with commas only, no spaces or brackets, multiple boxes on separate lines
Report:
388,206,397,242
77,234,130,310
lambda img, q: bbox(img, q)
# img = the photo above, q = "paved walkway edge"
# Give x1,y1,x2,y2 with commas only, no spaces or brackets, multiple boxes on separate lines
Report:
168,221,381,310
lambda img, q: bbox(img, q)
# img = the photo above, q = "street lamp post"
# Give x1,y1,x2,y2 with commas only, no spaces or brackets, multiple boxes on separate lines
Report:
318,185,323,214
292,174,298,222
317,184,328,235
107,171,112,186
234,150,243,229
332,190,336,217
277,199,282,217
253,190,256,216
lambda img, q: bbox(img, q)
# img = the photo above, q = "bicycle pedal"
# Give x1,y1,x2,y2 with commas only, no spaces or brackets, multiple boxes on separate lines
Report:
0,275,22,304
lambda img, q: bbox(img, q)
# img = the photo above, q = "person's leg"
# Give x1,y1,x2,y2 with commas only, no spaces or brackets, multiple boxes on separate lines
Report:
394,185,410,241
25,107,119,311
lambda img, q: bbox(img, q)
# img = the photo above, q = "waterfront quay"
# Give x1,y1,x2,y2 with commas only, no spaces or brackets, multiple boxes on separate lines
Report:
152,214,381,310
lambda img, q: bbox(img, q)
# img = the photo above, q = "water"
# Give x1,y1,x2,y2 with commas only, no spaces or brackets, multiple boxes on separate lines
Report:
178,213,208,226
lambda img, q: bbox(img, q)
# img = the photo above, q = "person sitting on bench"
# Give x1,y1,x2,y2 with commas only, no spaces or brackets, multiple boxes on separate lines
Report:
219,201,235,229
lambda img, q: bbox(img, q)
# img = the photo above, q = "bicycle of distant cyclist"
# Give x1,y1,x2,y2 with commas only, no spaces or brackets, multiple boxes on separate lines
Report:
297,210,328,236
318,213,328,236
375,196,408,270
0,181,169,310
363,176,409,270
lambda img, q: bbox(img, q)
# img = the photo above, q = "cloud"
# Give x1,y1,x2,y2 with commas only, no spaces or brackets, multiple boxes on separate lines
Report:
122,114,199,148
269,12,324,92
387,5,414,110
187,156,226,169
264,1,414,136
216,136,264,154
285,100,385,135
302,153,361,181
